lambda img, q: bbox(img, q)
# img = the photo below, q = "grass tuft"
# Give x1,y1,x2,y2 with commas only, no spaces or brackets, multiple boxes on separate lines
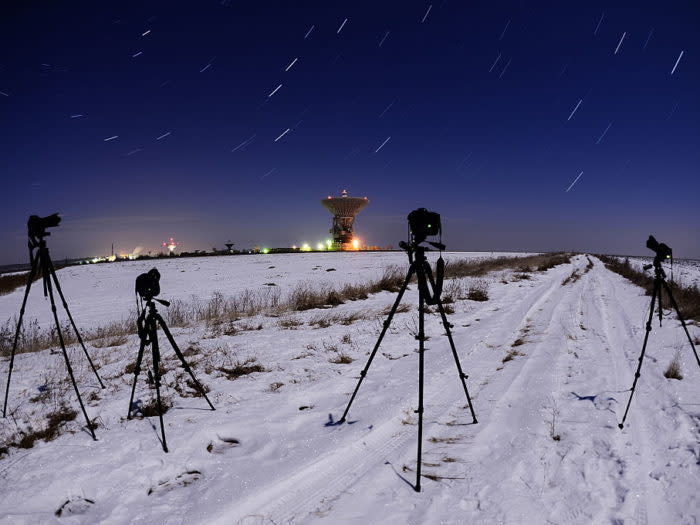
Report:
216,358,266,380
663,355,683,380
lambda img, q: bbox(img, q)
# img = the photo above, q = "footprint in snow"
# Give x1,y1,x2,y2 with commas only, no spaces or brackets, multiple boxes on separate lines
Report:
148,470,202,495
207,436,240,454
55,497,95,517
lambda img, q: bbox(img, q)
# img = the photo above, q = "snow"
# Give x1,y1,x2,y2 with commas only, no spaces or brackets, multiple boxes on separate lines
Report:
1,253,698,524
616,256,700,289
0,252,506,330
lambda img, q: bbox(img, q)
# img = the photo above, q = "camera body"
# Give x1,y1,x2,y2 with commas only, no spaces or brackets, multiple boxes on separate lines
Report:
646,235,672,260
135,268,161,301
28,213,61,238
408,208,441,244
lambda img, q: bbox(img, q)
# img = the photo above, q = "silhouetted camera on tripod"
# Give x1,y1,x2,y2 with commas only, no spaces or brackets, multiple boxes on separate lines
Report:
27,213,61,240
644,235,672,270
4,212,104,440
618,234,698,429
135,268,162,302
128,268,214,452
337,207,477,492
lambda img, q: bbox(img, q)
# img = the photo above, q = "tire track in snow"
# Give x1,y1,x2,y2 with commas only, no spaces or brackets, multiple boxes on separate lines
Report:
588,259,670,524
431,256,593,523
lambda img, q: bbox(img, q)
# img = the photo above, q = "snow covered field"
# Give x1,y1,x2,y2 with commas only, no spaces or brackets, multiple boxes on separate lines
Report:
0,253,699,525
616,256,700,290
0,251,521,330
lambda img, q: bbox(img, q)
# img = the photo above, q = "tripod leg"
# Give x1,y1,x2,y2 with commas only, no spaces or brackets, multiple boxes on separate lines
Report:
44,261,96,440
660,280,700,369
127,336,147,419
415,279,425,492
2,258,38,418
339,266,415,423
156,314,215,410
619,279,659,429
46,257,104,388
150,320,168,452
435,298,478,423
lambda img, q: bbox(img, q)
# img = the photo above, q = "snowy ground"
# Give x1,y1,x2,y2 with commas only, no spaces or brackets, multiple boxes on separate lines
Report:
0,253,699,525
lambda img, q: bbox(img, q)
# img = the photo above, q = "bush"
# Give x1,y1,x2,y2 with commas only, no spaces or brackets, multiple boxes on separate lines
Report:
467,281,489,301
663,355,683,380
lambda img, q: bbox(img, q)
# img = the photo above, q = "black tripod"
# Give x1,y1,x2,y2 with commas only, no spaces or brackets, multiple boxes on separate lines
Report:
127,297,215,452
619,257,700,429
338,240,477,492
2,216,104,441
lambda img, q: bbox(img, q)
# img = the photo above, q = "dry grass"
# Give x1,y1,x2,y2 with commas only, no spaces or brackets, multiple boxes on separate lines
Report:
663,354,683,380
0,270,41,296
91,334,129,348
329,353,354,364
381,303,411,315
278,316,303,329
7,406,78,450
562,269,581,286
502,349,523,362
171,375,211,398
444,253,571,279
598,256,700,322
216,357,266,380
137,397,173,417
0,254,570,359
467,281,489,301
309,310,371,328
268,381,284,392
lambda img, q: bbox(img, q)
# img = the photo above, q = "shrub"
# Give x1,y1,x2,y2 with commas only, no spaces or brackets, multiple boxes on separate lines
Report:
329,353,354,364
663,355,683,380
217,358,266,380
467,281,489,301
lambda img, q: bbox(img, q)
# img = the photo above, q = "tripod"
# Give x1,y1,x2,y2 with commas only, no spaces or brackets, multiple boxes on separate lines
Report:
127,297,215,452
2,227,104,440
619,259,700,429
338,241,477,492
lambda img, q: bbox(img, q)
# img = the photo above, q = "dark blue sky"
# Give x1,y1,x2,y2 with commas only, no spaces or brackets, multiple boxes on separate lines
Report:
1,1,698,263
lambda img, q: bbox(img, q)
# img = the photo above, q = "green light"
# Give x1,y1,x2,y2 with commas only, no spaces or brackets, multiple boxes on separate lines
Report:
262,248,270,254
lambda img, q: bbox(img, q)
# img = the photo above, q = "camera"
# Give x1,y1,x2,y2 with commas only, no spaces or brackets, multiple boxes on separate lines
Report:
135,268,161,301
408,208,441,244
27,213,61,238
646,235,672,260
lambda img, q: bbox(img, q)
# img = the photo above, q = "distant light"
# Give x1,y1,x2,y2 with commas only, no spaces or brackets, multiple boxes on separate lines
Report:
301,243,311,252
262,248,270,254
292,245,297,249
316,242,325,250
352,238,360,250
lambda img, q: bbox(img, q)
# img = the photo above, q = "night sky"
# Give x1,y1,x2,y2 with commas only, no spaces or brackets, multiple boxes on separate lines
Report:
1,1,698,264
